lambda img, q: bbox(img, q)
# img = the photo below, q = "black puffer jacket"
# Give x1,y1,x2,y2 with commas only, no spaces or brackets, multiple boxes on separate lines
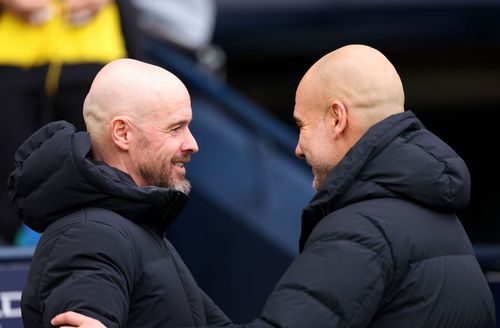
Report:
8,121,231,328
243,111,495,328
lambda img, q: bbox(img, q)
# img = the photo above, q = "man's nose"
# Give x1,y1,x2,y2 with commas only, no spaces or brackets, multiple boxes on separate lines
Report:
295,143,305,159
184,128,199,153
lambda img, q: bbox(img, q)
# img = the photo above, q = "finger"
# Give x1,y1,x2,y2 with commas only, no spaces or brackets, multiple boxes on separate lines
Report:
67,8,93,25
3,0,51,23
61,0,84,14
28,4,55,25
8,0,49,12
63,0,111,14
60,0,90,25
51,311,84,326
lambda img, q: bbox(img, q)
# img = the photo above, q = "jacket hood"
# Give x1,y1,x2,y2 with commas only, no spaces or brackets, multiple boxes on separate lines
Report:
7,121,188,233
300,111,470,250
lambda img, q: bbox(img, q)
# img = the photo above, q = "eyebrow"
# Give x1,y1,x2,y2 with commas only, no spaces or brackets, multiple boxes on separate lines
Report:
159,119,189,132
169,119,190,128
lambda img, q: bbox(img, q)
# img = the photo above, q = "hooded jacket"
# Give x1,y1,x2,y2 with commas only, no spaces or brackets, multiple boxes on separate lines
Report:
242,111,495,328
8,121,231,328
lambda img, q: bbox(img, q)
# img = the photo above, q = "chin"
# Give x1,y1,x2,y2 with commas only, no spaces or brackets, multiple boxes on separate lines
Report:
313,175,326,191
172,179,192,195
312,179,319,192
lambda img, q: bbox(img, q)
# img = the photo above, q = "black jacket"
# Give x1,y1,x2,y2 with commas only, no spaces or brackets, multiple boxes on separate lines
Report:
8,121,231,328
243,111,495,327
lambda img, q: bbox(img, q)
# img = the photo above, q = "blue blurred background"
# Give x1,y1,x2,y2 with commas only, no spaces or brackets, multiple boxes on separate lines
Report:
1,0,500,326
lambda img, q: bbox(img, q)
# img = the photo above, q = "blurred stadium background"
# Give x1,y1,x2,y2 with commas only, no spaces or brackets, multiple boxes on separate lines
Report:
1,0,499,326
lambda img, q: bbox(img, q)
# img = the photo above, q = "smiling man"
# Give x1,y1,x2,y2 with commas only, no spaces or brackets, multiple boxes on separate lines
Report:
52,45,495,327
7,59,230,328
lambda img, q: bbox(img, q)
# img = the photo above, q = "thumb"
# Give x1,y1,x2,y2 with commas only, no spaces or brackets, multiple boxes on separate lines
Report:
51,311,83,326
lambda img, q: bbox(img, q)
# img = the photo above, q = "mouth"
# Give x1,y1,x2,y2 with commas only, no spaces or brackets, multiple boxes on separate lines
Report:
172,156,190,170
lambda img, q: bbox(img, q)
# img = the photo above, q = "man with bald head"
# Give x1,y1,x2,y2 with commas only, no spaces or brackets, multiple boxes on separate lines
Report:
7,59,231,327
235,44,492,327
83,58,195,193
54,45,495,328
281,44,493,327
294,44,406,191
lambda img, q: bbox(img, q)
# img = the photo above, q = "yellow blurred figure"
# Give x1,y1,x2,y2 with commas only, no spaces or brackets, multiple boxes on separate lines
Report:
0,0,126,93
0,0,126,66
0,0,140,245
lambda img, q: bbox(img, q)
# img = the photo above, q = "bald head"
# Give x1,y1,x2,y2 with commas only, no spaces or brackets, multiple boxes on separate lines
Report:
294,45,406,190
83,58,189,144
81,59,198,191
298,44,405,131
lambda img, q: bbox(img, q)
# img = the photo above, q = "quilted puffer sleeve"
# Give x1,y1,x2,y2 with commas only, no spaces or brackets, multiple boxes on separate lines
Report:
238,212,393,328
37,220,135,328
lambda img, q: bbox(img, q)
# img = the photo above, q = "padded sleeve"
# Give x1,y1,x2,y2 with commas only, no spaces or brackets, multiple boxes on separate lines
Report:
38,221,135,328
238,214,392,328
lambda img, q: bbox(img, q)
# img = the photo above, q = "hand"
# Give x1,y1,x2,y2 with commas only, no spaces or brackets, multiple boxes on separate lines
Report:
51,311,107,328
62,0,111,25
0,0,53,24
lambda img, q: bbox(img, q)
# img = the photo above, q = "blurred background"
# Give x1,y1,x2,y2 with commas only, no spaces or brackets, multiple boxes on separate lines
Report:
214,0,500,244
1,0,499,326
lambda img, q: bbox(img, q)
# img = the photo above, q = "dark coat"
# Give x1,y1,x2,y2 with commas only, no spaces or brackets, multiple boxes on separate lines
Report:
8,121,231,328
243,111,495,328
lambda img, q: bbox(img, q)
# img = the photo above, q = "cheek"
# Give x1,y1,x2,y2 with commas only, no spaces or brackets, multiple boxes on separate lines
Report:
310,135,335,165
304,133,322,154
299,131,313,151
157,143,180,161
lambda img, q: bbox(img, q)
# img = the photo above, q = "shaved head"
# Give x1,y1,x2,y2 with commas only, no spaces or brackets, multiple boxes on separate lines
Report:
82,58,198,192
83,58,189,145
298,44,405,130
294,44,405,190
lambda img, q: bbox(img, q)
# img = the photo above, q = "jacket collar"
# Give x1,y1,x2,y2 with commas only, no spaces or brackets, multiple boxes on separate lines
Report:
298,111,421,251
8,121,189,235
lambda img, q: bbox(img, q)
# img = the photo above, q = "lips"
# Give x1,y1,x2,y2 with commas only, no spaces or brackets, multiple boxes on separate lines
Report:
171,155,190,169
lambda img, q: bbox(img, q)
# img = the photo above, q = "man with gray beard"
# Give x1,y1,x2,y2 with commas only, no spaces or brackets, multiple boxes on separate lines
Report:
7,59,231,328
52,45,495,328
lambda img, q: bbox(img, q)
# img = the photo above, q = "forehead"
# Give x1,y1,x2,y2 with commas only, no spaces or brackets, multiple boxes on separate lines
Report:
142,92,192,129
159,82,191,109
152,103,192,123
293,79,317,122
293,103,304,123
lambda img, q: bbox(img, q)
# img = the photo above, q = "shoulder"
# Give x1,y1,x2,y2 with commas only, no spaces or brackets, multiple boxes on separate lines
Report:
39,208,142,265
46,207,144,239
305,200,392,256
28,209,139,296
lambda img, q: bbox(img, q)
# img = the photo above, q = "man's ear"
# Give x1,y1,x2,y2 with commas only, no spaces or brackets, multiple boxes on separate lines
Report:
110,116,132,151
328,100,347,137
